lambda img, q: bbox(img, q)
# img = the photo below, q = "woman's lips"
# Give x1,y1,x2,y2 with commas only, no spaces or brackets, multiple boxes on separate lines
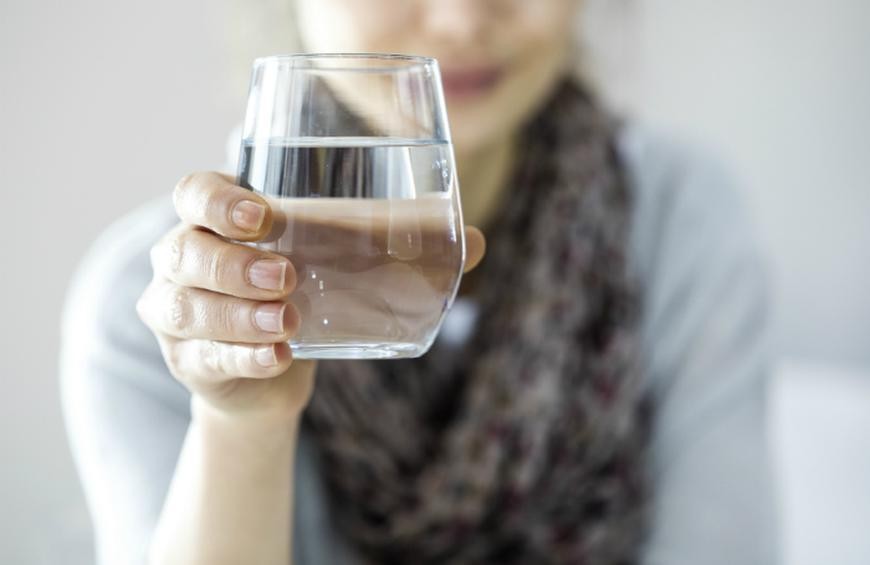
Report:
440,66,503,100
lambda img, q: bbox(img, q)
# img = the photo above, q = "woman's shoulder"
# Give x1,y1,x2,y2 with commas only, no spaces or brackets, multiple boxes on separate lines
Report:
615,123,771,395
67,194,175,292
615,122,762,283
617,121,751,231
63,194,176,345
615,125,777,565
84,193,176,269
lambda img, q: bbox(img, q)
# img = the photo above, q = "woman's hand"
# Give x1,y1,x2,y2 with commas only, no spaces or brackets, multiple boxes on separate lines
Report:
136,172,487,422
137,171,485,565
136,172,314,421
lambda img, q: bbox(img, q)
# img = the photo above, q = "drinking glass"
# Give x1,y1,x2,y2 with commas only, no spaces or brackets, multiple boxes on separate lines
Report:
236,53,466,359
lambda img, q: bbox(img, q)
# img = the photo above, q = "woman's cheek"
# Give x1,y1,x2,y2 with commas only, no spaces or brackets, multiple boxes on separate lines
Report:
518,1,577,50
306,0,414,53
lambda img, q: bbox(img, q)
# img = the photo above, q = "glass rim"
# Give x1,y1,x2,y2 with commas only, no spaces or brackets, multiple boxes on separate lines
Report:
252,52,438,72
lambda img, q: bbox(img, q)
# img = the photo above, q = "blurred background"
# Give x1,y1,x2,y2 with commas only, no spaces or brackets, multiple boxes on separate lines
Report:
0,0,867,563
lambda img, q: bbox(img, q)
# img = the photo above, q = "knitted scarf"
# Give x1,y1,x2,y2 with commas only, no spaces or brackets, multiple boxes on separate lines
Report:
303,80,649,564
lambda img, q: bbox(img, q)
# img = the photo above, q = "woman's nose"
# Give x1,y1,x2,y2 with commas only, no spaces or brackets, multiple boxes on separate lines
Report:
419,0,490,45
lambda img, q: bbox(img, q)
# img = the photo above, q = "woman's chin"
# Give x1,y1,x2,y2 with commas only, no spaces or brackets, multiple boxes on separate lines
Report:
449,122,493,157
446,103,505,156
444,78,523,154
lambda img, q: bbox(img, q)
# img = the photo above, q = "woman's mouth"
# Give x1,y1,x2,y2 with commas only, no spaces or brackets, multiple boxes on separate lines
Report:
440,66,504,101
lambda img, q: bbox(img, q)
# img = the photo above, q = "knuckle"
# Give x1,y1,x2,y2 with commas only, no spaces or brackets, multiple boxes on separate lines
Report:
174,173,220,227
170,229,193,274
220,343,242,376
205,244,233,288
201,339,223,374
214,299,242,337
167,343,182,375
172,173,197,203
173,173,195,208
201,177,228,220
203,341,252,377
135,282,158,327
151,231,184,275
165,284,194,334
158,339,183,380
230,343,256,376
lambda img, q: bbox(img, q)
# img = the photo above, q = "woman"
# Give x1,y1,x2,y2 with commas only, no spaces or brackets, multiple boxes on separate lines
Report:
60,1,777,564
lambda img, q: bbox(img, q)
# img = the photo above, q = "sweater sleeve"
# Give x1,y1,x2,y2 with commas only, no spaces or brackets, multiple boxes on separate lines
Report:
59,196,190,565
621,128,779,565
59,194,332,565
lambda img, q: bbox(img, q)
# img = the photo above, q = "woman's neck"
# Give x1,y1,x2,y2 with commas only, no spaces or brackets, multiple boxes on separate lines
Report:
455,134,516,231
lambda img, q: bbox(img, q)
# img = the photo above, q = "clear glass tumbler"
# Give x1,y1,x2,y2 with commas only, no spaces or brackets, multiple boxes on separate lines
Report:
236,53,466,359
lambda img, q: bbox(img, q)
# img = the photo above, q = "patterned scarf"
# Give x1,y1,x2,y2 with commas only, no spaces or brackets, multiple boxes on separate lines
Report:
303,80,649,564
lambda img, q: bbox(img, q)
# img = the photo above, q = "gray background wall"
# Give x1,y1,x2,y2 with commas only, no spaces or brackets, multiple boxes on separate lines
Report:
1,1,235,562
0,0,867,563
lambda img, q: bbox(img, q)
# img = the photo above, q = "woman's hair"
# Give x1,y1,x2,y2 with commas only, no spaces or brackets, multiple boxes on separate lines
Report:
222,0,638,111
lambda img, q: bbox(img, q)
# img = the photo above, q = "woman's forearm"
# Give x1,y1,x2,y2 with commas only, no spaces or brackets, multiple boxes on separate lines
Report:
149,399,299,565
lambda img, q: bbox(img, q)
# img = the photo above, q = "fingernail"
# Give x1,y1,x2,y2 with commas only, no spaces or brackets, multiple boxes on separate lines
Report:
254,303,286,334
232,200,266,232
254,345,277,367
248,260,286,291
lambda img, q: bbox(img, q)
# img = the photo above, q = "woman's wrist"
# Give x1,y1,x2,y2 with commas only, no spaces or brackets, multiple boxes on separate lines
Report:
150,391,299,565
191,393,301,440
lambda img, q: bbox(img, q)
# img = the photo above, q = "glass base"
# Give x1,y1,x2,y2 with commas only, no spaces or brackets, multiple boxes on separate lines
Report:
290,341,427,360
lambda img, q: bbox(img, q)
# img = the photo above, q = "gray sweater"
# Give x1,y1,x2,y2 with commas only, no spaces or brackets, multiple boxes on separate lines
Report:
60,124,778,564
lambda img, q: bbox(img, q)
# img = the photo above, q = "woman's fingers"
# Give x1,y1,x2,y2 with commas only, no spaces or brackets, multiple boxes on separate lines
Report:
137,278,300,343
156,336,294,384
464,225,486,273
173,171,272,241
151,224,296,300
173,171,486,274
